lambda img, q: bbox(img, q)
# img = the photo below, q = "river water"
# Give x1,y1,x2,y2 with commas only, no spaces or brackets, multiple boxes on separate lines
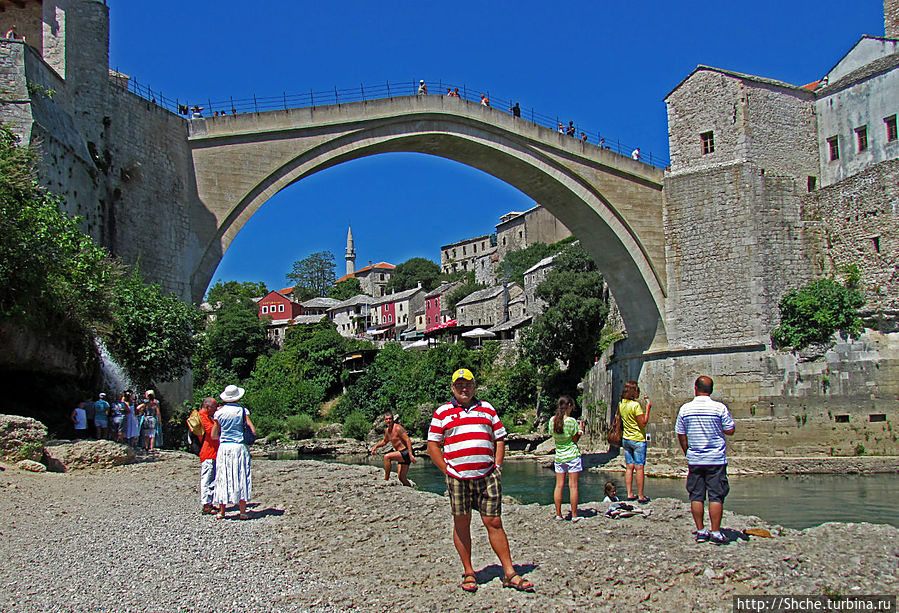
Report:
272,453,898,530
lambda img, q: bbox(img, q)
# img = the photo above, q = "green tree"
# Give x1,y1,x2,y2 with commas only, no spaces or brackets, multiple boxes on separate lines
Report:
519,243,609,399
328,277,363,300
201,290,270,380
772,268,865,350
0,127,114,333
502,236,575,285
386,257,441,293
286,251,335,298
206,280,267,304
106,269,202,388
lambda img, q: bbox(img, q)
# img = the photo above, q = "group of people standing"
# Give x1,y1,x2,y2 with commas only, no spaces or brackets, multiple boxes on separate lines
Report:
70,390,162,450
194,385,257,520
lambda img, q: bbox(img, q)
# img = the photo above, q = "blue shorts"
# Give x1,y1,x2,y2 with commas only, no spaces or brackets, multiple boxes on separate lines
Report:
622,439,647,466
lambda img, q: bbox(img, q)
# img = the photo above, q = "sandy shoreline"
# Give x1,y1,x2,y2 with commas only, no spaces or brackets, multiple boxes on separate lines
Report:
1,452,896,612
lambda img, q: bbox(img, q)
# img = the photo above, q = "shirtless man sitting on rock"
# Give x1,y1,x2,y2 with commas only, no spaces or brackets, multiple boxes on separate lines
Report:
370,411,416,486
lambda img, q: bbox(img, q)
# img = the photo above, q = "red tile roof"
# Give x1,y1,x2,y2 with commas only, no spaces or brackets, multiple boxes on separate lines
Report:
336,262,395,284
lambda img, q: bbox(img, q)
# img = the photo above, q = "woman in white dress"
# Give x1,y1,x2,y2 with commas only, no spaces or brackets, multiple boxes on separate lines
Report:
211,385,256,520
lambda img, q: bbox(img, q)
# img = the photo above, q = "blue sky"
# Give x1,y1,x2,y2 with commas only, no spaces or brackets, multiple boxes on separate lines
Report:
108,0,884,296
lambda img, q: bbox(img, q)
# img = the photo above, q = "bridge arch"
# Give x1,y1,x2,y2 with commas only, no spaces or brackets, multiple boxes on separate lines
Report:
188,97,668,349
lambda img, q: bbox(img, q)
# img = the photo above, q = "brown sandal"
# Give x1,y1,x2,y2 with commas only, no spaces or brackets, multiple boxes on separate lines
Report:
502,573,534,592
461,573,478,592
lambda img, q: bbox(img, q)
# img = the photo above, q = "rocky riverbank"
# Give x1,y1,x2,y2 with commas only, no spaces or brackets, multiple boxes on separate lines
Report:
0,452,896,612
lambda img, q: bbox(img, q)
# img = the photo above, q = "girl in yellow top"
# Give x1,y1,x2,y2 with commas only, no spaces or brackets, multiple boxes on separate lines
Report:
618,380,651,503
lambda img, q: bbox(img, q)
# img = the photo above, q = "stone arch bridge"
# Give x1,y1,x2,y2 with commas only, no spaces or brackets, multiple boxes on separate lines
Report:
187,95,667,351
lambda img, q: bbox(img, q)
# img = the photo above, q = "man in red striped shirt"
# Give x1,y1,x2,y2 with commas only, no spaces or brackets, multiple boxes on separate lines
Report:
427,368,534,593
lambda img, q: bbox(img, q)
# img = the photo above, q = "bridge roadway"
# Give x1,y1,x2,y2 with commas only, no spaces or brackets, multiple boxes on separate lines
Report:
186,94,668,350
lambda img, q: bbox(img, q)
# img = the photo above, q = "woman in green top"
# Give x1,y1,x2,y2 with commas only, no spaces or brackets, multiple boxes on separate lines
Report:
619,380,651,503
551,395,584,522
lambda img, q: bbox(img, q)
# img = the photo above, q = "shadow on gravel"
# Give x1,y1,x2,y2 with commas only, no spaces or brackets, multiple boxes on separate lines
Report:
721,528,750,543
252,507,286,519
473,563,537,585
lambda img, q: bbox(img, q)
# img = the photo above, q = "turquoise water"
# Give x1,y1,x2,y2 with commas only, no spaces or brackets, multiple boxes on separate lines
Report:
271,452,899,530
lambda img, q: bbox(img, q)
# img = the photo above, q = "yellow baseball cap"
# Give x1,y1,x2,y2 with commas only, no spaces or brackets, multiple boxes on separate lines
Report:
452,368,475,383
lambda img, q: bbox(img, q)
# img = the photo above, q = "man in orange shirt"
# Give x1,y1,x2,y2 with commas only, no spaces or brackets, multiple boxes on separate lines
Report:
198,397,220,514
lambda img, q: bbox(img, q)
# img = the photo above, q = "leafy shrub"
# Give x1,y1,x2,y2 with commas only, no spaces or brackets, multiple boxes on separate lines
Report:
772,270,865,350
286,413,316,440
250,413,282,439
343,412,372,441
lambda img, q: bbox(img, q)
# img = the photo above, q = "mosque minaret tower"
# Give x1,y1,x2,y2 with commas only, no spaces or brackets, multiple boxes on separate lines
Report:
345,225,356,277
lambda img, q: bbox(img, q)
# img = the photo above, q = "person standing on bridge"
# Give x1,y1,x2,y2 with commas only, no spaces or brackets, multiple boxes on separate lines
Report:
510,102,521,118
480,94,489,107
631,147,641,160
418,80,428,95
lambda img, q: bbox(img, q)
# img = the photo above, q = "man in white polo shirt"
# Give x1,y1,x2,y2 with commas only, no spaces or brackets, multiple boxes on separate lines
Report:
675,375,736,545
427,368,534,594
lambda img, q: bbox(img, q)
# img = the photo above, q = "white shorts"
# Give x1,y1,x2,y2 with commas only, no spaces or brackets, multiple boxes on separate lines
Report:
554,457,582,473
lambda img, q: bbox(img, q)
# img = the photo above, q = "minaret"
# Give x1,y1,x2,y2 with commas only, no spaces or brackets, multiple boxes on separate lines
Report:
345,225,356,276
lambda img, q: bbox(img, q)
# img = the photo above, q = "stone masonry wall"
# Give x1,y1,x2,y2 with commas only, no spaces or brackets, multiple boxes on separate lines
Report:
666,70,748,173
662,162,816,348
592,330,899,456
743,82,818,182
886,0,899,38
666,69,817,182
0,6,212,302
802,158,899,325
0,2,43,55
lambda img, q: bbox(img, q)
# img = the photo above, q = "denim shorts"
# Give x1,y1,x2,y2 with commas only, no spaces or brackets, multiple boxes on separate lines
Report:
622,439,647,466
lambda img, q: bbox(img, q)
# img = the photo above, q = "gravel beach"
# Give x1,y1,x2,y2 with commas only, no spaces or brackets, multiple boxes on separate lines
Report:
1,452,896,612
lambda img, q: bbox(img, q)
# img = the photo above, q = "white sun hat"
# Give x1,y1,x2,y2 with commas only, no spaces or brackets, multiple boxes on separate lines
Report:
219,385,245,403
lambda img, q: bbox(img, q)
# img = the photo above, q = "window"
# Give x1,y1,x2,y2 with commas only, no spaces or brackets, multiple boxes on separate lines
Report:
462,246,466,255
453,249,457,258
700,131,715,155
827,136,839,161
855,126,868,152
473,244,477,254
886,115,898,142
869,413,886,422
278,304,285,313
834,414,850,423
872,236,880,253
807,176,817,192
261,306,268,314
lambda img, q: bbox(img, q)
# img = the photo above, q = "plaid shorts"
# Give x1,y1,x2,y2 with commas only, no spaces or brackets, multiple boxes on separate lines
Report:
446,470,502,517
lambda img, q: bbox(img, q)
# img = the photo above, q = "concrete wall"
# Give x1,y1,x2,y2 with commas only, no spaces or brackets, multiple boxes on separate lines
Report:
826,38,899,83
801,159,899,322
816,65,899,186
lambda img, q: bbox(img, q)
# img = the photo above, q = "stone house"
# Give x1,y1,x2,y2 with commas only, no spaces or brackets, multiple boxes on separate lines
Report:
424,281,464,331
329,294,376,338
455,283,523,328
495,205,572,260
336,262,395,298
440,234,494,274
370,286,426,339
522,254,558,317
300,297,341,315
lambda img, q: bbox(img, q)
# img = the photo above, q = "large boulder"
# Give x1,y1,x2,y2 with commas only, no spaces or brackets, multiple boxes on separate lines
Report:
43,440,136,472
0,414,48,462
16,459,47,472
